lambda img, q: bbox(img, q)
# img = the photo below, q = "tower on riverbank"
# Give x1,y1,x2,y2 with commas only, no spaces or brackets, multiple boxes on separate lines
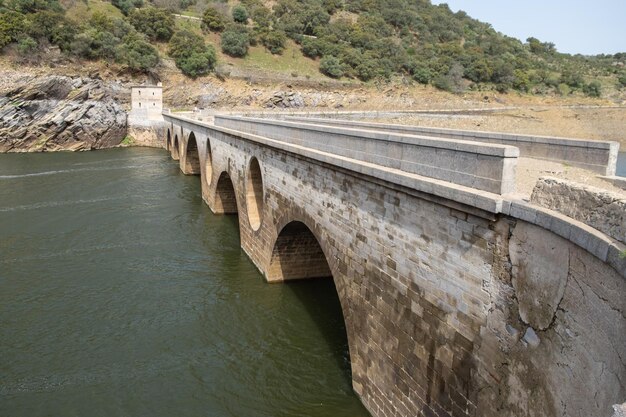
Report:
127,83,166,148
130,84,163,120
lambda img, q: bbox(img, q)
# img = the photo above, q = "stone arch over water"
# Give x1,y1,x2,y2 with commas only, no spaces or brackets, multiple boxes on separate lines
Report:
268,221,332,282
182,132,201,175
213,171,239,214
172,135,180,160
267,218,357,387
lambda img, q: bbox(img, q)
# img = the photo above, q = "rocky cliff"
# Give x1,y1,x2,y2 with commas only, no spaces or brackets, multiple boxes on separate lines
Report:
0,76,127,152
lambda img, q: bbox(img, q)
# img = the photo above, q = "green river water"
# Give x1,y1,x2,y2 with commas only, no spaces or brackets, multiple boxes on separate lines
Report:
0,148,370,417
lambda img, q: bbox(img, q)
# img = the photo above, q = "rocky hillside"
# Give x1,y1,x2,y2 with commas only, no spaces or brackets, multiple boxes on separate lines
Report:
0,75,127,152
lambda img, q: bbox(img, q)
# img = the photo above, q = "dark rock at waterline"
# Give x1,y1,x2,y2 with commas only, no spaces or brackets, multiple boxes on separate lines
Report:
0,75,127,152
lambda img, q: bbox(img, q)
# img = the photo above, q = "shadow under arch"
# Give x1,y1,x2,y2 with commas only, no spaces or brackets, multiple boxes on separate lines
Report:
267,215,357,390
183,132,201,175
172,135,180,160
214,171,239,214
166,129,171,151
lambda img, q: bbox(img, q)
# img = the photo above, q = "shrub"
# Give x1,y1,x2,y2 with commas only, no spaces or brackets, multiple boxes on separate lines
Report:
168,29,216,77
232,5,248,23
129,7,175,42
0,11,25,49
319,55,343,78
261,29,285,54
202,6,225,32
7,0,62,13
406,60,433,84
434,62,465,93
25,9,77,49
69,29,120,60
220,26,249,57
115,34,159,71
16,35,37,55
111,0,143,15
583,81,601,97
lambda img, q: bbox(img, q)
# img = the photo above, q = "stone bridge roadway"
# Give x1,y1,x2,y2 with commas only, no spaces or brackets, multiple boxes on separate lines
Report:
163,113,625,417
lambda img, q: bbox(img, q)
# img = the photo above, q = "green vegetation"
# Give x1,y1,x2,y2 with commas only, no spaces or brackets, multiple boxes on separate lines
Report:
120,135,134,145
231,4,247,24
0,0,624,92
220,24,248,57
201,5,224,32
168,29,216,76
129,7,174,41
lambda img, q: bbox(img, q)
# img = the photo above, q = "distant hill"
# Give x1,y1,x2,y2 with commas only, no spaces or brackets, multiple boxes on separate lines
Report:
1,0,625,97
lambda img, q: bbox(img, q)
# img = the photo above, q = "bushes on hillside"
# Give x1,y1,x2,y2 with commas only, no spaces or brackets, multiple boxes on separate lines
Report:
220,25,249,57
202,6,225,32
111,0,143,16
232,5,247,23
169,29,216,77
319,55,343,78
0,11,25,48
115,34,159,71
261,30,285,54
129,7,174,42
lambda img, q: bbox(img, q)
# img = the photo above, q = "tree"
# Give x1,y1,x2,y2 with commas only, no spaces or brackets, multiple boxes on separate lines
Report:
434,62,465,93
319,55,343,78
168,29,216,77
115,34,159,71
221,26,249,57
111,0,143,15
583,80,601,97
16,35,37,55
261,30,285,54
70,28,119,60
26,9,77,49
202,6,225,32
6,0,62,13
0,11,25,49
129,7,175,42
232,5,248,23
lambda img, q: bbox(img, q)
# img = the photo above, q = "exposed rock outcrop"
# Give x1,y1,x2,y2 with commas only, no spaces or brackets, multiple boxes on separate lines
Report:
0,75,127,152
264,91,305,108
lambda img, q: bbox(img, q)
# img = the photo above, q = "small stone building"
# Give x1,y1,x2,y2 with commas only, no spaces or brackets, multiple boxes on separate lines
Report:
127,83,166,148
130,84,163,120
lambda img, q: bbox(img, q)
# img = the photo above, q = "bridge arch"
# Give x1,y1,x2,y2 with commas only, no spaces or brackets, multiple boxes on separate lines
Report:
213,171,239,214
205,139,214,187
166,129,171,151
245,157,264,231
182,132,201,175
172,135,180,160
267,216,356,385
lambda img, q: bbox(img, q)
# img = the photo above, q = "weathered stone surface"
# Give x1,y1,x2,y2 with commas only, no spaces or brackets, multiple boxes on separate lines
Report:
613,403,626,417
165,114,626,417
509,222,569,330
264,91,305,108
531,176,626,244
0,75,127,152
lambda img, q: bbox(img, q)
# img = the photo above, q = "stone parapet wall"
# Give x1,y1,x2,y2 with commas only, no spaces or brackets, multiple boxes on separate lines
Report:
531,177,626,244
214,115,519,195
285,116,619,176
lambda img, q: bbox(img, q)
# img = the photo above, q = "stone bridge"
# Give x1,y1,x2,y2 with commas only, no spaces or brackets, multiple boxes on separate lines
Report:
163,113,625,417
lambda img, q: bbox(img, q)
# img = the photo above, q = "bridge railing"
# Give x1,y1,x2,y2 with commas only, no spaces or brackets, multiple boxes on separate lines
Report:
284,116,620,176
214,115,519,195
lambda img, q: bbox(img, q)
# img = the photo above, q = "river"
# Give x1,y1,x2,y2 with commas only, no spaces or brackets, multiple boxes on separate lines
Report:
0,148,370,417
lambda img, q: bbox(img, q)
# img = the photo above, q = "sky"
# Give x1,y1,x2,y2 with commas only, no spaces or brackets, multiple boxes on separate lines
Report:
431,0,626,55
